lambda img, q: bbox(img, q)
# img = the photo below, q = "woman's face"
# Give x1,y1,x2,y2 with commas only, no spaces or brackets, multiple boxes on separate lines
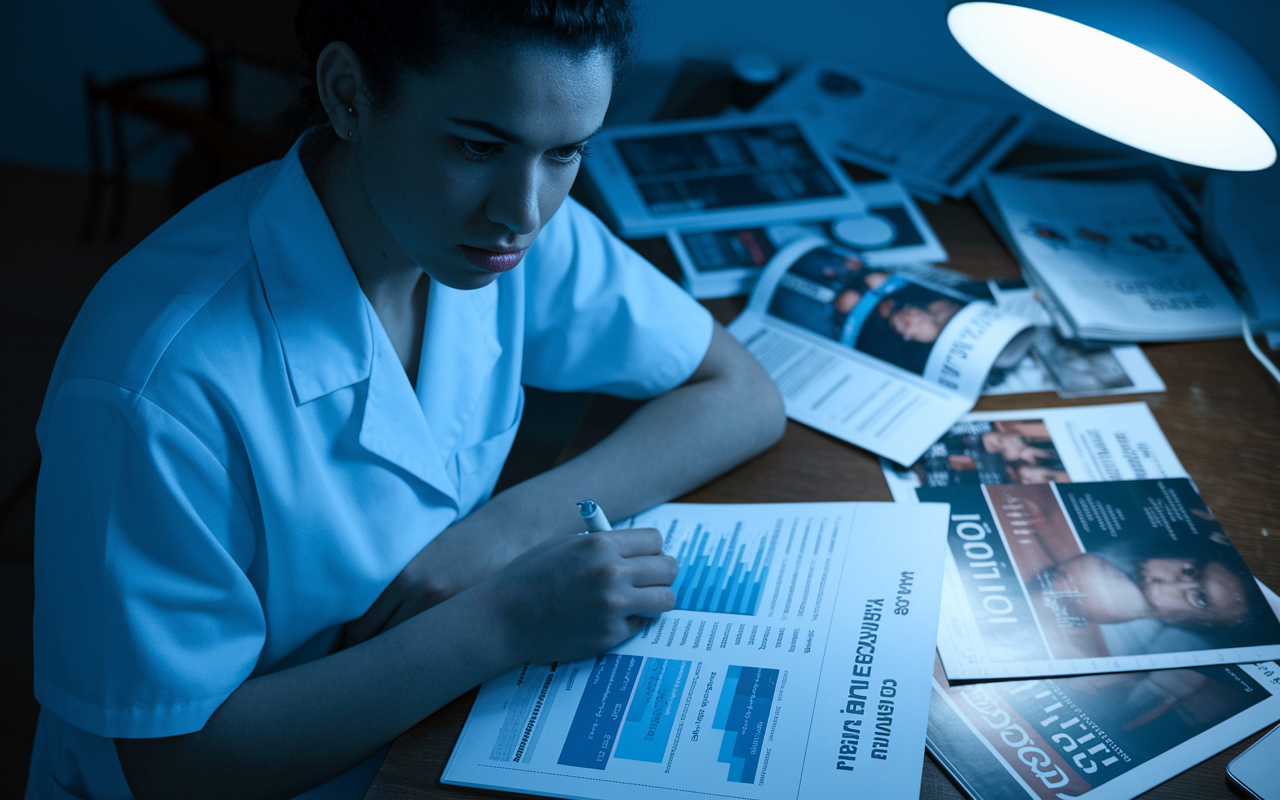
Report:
357,46,613,289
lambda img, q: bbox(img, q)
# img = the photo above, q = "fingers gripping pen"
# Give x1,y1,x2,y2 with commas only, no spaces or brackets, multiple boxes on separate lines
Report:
577,499,612,534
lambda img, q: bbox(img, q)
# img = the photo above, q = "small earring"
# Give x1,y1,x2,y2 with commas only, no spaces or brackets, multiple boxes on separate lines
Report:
346,130,354,140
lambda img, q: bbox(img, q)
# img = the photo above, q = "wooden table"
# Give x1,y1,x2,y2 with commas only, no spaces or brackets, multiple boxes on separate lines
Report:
364,197,1280,800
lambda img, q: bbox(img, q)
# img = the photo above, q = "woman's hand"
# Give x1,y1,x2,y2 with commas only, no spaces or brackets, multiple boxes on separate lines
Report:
486,528,677,664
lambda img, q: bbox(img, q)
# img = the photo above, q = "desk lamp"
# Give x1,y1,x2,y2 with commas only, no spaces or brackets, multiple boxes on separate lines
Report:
946,0,1280,170
947,0,1280,379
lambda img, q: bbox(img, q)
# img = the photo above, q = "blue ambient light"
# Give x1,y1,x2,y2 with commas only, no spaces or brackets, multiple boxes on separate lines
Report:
947,0,1280,171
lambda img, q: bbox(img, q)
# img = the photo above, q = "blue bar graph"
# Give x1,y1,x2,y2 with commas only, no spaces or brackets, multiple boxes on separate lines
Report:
712,665,779,784
614,658,692,763
670,522,773,616
557,654,643,770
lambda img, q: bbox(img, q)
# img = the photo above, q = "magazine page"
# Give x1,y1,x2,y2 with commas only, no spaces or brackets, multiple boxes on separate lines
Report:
754,62,1035,199
926,655,1280,800
582,117,866,238
443,501,950,800
918,478,1280,680
984,175,1239,341
669,180,947,299
981,281,1165,398
926,587,1280,800
881,402,1185,502
728,237,1031,465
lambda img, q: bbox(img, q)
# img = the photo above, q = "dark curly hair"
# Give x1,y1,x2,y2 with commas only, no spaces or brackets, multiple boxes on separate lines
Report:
281,0,637,141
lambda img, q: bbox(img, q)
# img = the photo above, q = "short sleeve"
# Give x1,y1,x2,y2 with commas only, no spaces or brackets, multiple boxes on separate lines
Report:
33,377,265,739
520,197,713,398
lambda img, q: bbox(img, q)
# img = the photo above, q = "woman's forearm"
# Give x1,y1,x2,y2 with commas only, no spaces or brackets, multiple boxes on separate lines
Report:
480,323,786,556
116,580,517,800
118,519,678,800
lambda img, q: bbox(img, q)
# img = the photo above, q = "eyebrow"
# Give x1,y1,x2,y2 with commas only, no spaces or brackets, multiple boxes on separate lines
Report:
448,118,603,147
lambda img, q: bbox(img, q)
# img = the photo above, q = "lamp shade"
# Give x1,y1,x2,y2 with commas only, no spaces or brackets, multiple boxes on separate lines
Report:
947,0,1280,170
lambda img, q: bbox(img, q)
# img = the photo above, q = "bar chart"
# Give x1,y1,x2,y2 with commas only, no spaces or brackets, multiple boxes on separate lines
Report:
713,665,780,784
670,522,777,616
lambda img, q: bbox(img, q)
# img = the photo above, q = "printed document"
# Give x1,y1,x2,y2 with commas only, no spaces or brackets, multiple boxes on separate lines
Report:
982,175,1239,341
928,654,1280,800
926,585,1280,800
443,502,949,800
754,62,1035,199
921,477,1280,680
882,402,1184,500
728,238,1032,465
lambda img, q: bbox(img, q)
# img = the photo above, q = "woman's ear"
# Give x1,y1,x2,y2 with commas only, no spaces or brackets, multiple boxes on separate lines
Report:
315,41,368,143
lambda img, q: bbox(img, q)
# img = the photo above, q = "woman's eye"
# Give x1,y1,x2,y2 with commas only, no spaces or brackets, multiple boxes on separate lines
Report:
1187,589,1210,609
551,144,589,163
457,139,501,160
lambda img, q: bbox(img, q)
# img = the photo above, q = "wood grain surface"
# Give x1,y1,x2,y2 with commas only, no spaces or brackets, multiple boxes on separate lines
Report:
364,197,1280,800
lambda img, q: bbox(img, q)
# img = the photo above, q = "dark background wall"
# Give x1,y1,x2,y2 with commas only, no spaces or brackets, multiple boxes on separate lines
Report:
3,0,1279,176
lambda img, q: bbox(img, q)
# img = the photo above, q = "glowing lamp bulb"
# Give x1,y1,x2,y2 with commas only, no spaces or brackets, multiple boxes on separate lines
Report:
948,1,1278,171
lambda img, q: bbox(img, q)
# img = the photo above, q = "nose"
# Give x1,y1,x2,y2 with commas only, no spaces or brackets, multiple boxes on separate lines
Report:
486,161,540,237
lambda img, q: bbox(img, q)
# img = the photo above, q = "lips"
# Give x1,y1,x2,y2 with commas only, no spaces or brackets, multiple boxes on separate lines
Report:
459,245,527,273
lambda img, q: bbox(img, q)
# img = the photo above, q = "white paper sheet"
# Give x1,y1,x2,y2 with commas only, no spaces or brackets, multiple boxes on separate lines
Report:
443,502,950,800
755,62,1035,199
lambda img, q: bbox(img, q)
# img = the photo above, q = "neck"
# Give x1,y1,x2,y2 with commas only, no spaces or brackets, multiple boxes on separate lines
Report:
302,133,430,386
302,135,423,306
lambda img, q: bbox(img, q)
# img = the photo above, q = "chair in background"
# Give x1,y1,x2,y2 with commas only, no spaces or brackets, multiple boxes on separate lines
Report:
80,0,304,240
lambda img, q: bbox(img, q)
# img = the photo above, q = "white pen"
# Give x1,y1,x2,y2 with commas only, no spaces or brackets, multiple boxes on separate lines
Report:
577,499,612,533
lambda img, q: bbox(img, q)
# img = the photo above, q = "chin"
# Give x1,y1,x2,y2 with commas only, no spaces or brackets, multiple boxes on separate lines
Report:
437,270,502,291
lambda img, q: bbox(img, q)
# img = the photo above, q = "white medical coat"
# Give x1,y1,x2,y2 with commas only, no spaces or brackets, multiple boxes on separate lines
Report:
27,134,712,799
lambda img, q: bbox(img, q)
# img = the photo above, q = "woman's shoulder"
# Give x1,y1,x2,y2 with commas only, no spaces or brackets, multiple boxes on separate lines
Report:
43,161,284,407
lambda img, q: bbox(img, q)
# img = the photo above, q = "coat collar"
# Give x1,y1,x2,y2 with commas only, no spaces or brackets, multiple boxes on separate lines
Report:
247,135,505,504
249,135,373,406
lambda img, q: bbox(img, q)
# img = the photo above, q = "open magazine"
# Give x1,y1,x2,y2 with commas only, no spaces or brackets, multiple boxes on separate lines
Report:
727,238,1032,465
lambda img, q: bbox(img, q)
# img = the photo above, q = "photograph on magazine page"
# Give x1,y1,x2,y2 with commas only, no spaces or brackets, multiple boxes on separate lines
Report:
765,245,973,375
898,418,1069,489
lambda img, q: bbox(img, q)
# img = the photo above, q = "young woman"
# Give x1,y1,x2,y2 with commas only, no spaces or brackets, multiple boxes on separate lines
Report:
27,2,785,798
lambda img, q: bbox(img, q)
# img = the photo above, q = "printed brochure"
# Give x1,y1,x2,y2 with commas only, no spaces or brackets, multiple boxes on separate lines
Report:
881,402,1184,501
443,502,949,800
669,180,946,299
